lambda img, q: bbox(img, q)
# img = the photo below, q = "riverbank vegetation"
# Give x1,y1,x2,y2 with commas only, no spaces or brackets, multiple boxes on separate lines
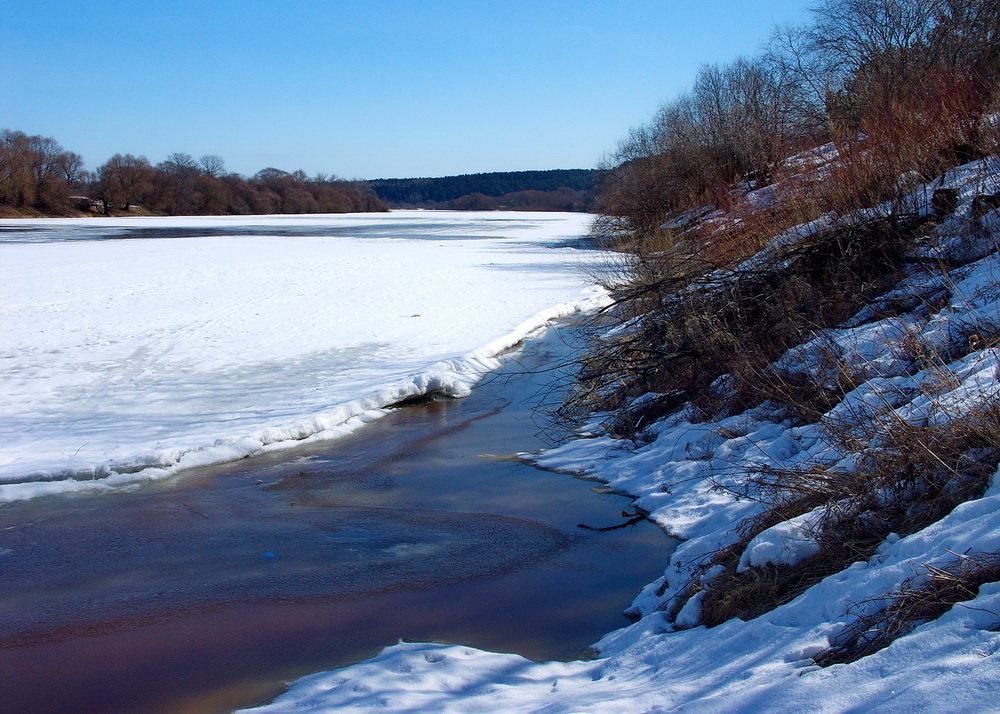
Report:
0,134,387,217
573,0,1000,656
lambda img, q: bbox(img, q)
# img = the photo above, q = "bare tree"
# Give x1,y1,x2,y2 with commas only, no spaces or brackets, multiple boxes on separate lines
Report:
807,0,942,76
97,153,154,212
929,0,1000,72
56,151,85,190
0,130,35,206
198,154,226,177
765,24,838,134
27,136,64,200
160,152,199,177
0,130,78,209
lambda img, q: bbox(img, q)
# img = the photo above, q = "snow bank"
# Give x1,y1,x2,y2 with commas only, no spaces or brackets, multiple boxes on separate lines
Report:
0,211,610,503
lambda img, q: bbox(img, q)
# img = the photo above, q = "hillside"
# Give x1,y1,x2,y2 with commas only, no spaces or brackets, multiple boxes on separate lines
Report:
367,169,599,211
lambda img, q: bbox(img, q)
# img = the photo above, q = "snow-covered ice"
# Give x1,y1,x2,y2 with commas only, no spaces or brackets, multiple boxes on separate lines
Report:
0,211,608,502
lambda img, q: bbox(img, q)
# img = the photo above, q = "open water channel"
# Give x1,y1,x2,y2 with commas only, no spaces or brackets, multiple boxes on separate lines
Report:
0,323,673,713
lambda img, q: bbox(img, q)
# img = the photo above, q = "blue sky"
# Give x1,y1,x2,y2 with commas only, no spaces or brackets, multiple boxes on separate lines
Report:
3,1,814,179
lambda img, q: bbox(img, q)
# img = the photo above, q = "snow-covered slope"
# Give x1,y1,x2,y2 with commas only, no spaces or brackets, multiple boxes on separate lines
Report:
242,161,1000,712
0,211,608,503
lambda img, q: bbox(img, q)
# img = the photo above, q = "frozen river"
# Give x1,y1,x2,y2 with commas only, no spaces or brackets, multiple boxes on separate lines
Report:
0,301,671,714
0,211,609,502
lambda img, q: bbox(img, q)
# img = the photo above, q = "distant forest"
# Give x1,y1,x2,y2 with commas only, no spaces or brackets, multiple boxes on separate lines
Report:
0,129,388,217
367,169,600,211
1,128,601,217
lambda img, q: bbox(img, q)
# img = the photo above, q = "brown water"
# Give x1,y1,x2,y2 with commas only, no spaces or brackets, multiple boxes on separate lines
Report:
0,325,672,714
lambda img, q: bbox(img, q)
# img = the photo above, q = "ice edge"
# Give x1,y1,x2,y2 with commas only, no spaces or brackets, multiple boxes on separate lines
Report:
0,293,609,505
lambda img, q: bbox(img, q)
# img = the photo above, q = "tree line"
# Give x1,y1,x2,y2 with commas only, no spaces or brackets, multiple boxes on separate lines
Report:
367,169,600,211
598,0,1000,239
0,132,387,217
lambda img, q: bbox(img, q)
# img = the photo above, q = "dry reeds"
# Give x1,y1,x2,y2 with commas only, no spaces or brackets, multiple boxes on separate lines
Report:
688,399,1000,628
814,551,1000,666
565,212,922,433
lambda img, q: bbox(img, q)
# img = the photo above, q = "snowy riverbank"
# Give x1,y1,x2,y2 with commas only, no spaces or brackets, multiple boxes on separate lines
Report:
241,161,1000,712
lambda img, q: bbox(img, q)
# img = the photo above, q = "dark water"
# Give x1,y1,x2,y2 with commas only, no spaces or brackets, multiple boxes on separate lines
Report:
0,214,603,251
0,325,671,714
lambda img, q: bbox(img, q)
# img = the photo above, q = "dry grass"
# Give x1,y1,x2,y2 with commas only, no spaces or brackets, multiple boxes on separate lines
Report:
688,400,1000,628
565,212,923,433
814,551,1000,666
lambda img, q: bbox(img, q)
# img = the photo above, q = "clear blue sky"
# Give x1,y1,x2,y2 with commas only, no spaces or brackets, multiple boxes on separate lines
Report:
3,1,814,179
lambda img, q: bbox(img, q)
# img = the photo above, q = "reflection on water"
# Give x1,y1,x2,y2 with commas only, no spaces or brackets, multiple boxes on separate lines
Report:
0,324,672,714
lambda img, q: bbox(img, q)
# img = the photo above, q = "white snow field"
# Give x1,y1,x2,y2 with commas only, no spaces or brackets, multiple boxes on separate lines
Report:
0,211,608,503
241,162,1000,712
